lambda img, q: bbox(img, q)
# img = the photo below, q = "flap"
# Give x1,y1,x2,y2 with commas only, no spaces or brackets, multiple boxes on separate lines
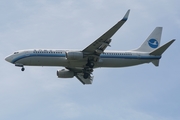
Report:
76,73,94,85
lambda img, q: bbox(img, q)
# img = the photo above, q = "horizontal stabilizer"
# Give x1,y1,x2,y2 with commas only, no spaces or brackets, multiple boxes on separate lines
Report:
150,39,175,55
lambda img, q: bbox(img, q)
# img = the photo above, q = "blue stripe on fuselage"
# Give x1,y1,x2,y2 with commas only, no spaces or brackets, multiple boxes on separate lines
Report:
100,54,161,59
12,53,161,64
12,53,66,63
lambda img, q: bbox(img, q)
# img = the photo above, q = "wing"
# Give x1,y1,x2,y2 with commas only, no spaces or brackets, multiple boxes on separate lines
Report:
66,10,130,85
82,9,130,56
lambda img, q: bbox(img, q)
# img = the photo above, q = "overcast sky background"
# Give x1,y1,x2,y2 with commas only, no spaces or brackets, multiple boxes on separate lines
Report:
0,0,180,120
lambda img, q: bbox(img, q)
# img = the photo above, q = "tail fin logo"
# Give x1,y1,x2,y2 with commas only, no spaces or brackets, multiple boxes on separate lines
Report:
148,39,159,48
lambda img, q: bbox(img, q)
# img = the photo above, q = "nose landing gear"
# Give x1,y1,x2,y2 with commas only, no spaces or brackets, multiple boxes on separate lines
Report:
21,67,25,71
15,64,25,71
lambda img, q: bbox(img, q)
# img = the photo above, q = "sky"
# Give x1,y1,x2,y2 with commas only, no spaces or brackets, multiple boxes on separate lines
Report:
0,0,180,120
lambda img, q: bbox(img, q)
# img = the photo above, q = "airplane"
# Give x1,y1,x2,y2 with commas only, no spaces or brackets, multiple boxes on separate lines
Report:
5,10,175,84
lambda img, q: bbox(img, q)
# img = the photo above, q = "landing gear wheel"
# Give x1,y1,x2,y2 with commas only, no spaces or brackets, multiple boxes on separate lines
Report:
86,61,94,68
21,67,25,71
83,73,89,79
89,62,94,68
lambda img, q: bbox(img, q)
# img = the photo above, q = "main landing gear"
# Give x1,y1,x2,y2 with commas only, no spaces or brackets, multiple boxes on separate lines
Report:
83,59,94,79
83,73,89,79
86,60,94,68
83,67,93,79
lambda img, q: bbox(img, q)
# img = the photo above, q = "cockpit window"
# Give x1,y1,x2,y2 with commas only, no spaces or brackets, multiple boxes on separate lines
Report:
14,52,19,54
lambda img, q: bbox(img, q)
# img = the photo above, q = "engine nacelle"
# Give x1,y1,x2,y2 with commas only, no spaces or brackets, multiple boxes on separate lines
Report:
66,51,83,60
57,69,74,78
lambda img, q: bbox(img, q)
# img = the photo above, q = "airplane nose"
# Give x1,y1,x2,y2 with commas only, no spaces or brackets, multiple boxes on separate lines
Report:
5,56,12,63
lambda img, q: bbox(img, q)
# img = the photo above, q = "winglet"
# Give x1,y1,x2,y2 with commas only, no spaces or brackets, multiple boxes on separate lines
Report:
122,9,130,21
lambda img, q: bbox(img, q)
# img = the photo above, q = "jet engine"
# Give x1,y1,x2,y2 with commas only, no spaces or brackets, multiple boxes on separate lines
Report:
66,51,83,60
57,69,74,78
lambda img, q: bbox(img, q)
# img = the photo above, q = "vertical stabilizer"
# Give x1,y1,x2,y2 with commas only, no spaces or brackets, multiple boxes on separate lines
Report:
135,27,162,52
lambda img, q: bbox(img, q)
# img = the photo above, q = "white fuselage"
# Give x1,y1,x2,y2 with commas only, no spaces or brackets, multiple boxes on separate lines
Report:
5,49,161,68
4,9,175,85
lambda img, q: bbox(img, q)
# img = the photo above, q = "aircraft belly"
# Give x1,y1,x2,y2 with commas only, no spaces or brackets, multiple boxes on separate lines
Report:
67,60,87,68
27,56,68,66
97,58,151,67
